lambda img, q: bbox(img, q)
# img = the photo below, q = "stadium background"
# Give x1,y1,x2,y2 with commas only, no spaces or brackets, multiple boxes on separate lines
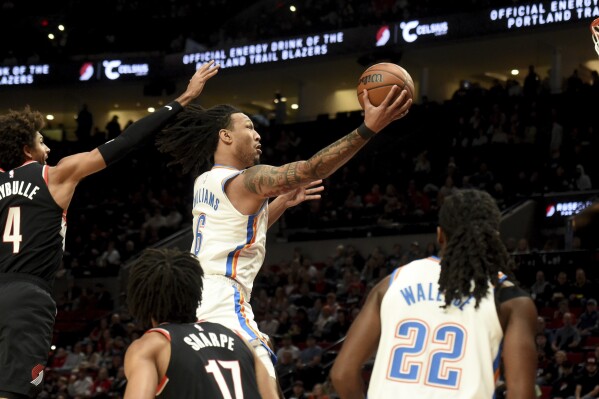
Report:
1,0,598,397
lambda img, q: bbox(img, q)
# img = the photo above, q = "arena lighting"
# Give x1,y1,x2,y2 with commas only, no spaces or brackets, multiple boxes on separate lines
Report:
511,69,519,75
46,114,54,120
291,103,299,109
290,5,296,12
58,24,65,31
148,107,156,113
48,33,55,40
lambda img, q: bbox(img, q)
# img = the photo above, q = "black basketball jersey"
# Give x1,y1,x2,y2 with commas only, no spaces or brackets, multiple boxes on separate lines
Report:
0,162,65,283
148,321,262,399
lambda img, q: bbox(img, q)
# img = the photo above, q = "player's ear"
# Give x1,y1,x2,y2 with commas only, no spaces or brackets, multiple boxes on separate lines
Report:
219,129,233,144
23,144,33,160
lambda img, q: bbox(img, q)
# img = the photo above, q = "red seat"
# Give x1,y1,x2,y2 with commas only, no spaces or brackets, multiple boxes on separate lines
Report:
540,385,552,399
539,307,556,319
585,336,599,348
567,351,584,365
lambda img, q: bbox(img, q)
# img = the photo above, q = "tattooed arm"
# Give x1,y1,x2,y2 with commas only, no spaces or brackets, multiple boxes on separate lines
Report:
244,86,411,197
226,86,412,214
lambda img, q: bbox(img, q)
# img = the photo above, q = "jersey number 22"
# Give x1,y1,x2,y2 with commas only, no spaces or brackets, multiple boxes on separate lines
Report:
388,319,466,389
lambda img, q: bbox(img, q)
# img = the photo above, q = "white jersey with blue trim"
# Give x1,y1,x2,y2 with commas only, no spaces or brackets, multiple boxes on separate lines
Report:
190,166,267,294
368,256,504,399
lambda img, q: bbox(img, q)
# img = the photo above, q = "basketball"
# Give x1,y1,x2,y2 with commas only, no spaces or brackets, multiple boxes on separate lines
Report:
357,63,414,109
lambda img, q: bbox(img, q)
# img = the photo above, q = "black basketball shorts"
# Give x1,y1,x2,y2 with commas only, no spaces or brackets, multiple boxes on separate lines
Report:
0,280,56,398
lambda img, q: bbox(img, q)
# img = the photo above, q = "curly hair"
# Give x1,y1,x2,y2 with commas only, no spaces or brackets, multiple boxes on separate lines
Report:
438,189,515,308
127,248,204,329
0,106,44,170
156,104,241,176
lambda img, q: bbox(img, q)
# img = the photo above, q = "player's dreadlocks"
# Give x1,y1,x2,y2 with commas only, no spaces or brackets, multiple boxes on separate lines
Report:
156,104,241,176
127,248,204,329
438,189,515,308
0,106,45,171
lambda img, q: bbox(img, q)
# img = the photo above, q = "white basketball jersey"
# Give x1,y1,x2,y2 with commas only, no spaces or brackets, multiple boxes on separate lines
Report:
368,257,503,399
190,166,267,294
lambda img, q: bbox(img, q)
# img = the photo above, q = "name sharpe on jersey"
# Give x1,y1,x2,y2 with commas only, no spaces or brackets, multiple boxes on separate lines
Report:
0,180,40,201
184,330,235,352
193,187,220,211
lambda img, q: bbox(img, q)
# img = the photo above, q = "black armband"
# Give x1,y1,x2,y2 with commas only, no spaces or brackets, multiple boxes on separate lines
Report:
357,122,376,140
98,101,183,165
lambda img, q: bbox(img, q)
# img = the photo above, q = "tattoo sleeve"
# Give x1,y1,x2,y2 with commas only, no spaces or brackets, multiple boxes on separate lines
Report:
243,129,370,197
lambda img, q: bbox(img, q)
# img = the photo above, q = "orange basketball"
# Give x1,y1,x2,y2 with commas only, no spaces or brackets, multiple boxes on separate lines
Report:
357,63,414,109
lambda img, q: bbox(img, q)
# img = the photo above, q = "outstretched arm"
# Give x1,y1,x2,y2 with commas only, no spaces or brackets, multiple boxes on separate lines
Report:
267,180,323,228
237,87,412,199
330,275,389,399
48,61,219,209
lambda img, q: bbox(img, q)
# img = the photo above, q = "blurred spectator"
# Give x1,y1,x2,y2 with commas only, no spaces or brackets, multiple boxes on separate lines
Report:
276,350,298,393
259,311,280,338
550,360,576,398
105,115,122,140
299,335,323,366
573,356,599,398
75,104,93,146
577,299,599,337
90,367,112,397
530,270,552,307
68,366,93,397
551,312,581,352
276,334,301,361
570,268,596,305
307,383,330,399
289,380,307,399
576,164,593,190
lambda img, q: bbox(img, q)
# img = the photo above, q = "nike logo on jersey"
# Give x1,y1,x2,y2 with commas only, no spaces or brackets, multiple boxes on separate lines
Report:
165,105,173,111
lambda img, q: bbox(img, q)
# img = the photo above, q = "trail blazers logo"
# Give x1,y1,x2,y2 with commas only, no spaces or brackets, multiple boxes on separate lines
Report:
31,364,44,386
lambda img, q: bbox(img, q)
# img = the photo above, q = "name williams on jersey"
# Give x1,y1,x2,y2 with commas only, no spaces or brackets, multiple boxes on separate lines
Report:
0,180,40,201
193,187,220,211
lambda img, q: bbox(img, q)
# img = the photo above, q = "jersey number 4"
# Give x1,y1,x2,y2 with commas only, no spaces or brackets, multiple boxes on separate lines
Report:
388,319,466,389
205,360,244,399
3,207,22,253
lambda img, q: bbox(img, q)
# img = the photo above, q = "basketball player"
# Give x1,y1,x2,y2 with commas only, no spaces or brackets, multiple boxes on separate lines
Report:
155,85,412,394
124,248,277,399
330,189,537,399
0,61,219,399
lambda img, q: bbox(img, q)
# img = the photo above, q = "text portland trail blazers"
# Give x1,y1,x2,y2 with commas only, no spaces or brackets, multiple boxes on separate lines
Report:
148,321,262,399
0,162,65,283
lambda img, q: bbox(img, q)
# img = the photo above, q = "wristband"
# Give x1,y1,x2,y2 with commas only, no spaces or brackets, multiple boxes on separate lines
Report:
357,123,376,140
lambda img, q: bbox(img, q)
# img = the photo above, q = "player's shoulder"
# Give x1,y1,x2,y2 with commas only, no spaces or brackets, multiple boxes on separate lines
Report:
126,330,168,359
496,279,532,304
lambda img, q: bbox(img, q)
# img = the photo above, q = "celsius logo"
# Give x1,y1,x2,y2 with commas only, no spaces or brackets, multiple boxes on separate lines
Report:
79,62,94,81
376,25,390,46
399,20,449,43
103,60,149,80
